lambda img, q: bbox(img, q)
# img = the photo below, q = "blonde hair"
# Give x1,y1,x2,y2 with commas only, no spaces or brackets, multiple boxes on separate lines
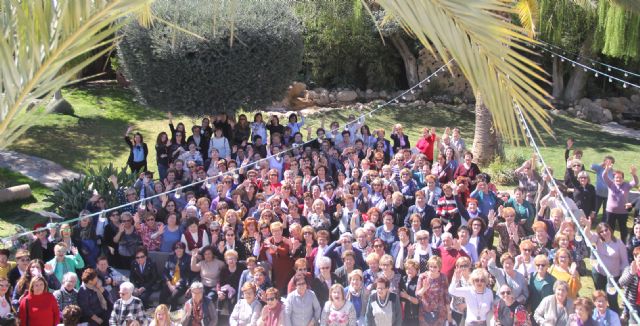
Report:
152,305,170,325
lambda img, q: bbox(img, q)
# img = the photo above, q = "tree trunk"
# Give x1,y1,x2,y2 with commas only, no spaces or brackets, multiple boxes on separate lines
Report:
562,40,593,104
551,56,564,104
472,92,504,165
389,33,419,86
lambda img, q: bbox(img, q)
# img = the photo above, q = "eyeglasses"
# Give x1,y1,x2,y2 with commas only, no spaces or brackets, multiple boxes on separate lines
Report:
432,225,442,229
266,297,277,301
500,290,512,295
522,249,532,252
225,233,235,237
473,279,486,283
458,264,470,269
297,268,307,272
146,218,155,222
303,232,313,235
224,181,232,184
189,165,196,169
417,237,428,241
18,258,29,262
373,244,384,248
135,255,146,259
536,264,547,267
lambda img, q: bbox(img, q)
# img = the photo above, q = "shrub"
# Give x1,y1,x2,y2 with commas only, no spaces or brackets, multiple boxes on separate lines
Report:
484,153,528,186
117,0,303,114
44,164,137,219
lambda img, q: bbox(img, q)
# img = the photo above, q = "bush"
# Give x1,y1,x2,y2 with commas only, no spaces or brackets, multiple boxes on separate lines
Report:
44,164,137,219
117,0,303,114
485,153,528,186
44,177,92,219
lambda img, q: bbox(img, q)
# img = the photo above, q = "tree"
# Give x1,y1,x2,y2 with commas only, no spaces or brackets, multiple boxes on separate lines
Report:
0,0,154,149
117,0,303,114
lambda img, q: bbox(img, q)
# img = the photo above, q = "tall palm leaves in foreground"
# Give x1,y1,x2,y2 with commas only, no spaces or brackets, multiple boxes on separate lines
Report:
375,0,553,145
0,0,153,148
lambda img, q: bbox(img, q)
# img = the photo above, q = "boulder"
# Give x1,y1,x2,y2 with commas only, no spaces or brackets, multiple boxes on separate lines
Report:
379,90,388,99
578,98,592,107
46,98,75,115
632,94,640,104
602,108,613,122
316,90,330,106
0,184,32,203
426,101,436,109
607,97,631,114
336,90,358,102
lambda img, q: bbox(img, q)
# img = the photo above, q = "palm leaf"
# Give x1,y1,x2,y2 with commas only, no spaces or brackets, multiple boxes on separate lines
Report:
515,0,539,37
610,0,640,13
0,0,153,149
375,0,553,145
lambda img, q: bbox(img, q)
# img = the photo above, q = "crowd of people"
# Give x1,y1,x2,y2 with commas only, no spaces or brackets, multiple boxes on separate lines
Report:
1,110,640,326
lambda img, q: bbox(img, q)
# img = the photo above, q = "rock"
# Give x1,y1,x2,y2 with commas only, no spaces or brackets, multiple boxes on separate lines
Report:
379,90,388,99
632,94,640,104
426,101,436,109
329,93,336,103
608,97,631,114
336,90,358,102
46,98,75,115
594,99,609,109
578,98,592,107
316,90,330,106
306,90,318,100
0,184,32,203
551,109,566,116
602,108,613,122
414,100,427,106
401,93,416,102
567,106,576,113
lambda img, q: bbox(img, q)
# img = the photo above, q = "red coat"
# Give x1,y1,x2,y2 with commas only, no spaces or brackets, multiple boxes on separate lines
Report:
436,246,468,282
416,133,437,161
19,292,59,326
258,237,294,294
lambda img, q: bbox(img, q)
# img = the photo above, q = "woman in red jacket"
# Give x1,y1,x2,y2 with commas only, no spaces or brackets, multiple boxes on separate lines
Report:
19,275,59,326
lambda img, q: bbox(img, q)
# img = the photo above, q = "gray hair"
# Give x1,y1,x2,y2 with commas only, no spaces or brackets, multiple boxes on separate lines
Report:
441,232,453,240
553,280,569,292
120,282,134,293
317,256,331,269
190,281,204,291
62,272,77,284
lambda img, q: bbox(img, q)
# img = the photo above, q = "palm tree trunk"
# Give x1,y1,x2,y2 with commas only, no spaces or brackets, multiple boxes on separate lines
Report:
389,33,419,86
472,92,504,165
551,56,564,104
562,39,593,104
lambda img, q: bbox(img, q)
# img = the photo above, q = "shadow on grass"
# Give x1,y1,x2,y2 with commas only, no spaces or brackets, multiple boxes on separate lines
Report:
9,115,131,173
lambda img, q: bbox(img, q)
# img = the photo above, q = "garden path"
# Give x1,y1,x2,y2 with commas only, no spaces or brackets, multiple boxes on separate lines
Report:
0,150,80,188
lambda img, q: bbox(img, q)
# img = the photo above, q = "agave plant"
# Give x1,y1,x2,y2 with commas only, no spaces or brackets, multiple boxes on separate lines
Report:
44,176,92,219
86,164,137,207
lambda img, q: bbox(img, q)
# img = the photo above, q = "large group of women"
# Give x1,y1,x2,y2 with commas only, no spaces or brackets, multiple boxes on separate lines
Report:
1,111,639,326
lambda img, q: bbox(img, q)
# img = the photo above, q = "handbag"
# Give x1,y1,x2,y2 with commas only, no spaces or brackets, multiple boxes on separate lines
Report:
424,311,439,323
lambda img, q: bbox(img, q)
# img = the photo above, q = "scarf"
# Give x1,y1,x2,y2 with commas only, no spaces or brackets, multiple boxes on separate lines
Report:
86,283,108,311
264,302,284,326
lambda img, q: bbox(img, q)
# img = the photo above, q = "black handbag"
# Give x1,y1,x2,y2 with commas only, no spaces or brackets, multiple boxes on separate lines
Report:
424,310,439,323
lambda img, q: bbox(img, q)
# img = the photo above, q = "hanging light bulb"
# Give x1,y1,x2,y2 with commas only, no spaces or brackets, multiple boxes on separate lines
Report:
609,78,613,83
571,63,575,67
427,79,431,83
551,54,555,58
393,99,399,104
560,58,564,62
607,67,611,72
410,90,415,94
623,83,628,88
583,68,587,72
625,73,629,77
595,73,599,77
402,96,407,100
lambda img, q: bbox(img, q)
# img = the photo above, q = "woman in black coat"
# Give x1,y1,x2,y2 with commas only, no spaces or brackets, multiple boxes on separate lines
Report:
390,124,411,154
573,171,597,218
124,126,148,173
77,269,113,326
399,260,420,326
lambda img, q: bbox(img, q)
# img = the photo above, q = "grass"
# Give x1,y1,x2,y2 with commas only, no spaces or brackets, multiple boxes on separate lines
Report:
0,168,52,238
5,84,640,297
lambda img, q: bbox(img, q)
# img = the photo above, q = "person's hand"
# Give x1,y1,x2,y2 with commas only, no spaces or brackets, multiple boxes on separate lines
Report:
71,246,79,256
569,262,578,277
516,255,524,265
444,222,452,232
631,165,637,176
184,301,192,315
626,203,633,210
157,223,165,235
93,316,103,324
444,127,451,135
487,210,497,226
218,290,226,300
489,250,497,262
126,125,134,135
498,205,504,217
566,138,574,149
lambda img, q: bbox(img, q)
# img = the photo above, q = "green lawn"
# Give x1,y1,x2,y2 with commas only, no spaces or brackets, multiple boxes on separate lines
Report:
5,84,640,297
0,168,52,238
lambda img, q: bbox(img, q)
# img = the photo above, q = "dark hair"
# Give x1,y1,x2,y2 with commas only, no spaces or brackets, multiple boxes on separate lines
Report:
97,256,108,264
81,268,98,283
457,225,471,235
156,132,168,146
133,132,144,143
134,247,148,257
173,241,187,251
62,305,82,326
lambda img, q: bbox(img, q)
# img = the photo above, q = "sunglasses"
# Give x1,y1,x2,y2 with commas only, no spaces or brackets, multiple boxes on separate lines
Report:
135,255,146,259
266,297,277,301
536,264,547,267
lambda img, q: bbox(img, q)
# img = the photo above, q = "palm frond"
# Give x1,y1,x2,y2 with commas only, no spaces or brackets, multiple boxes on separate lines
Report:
515,0,539,37
375,0,553,145
0,0,153,149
